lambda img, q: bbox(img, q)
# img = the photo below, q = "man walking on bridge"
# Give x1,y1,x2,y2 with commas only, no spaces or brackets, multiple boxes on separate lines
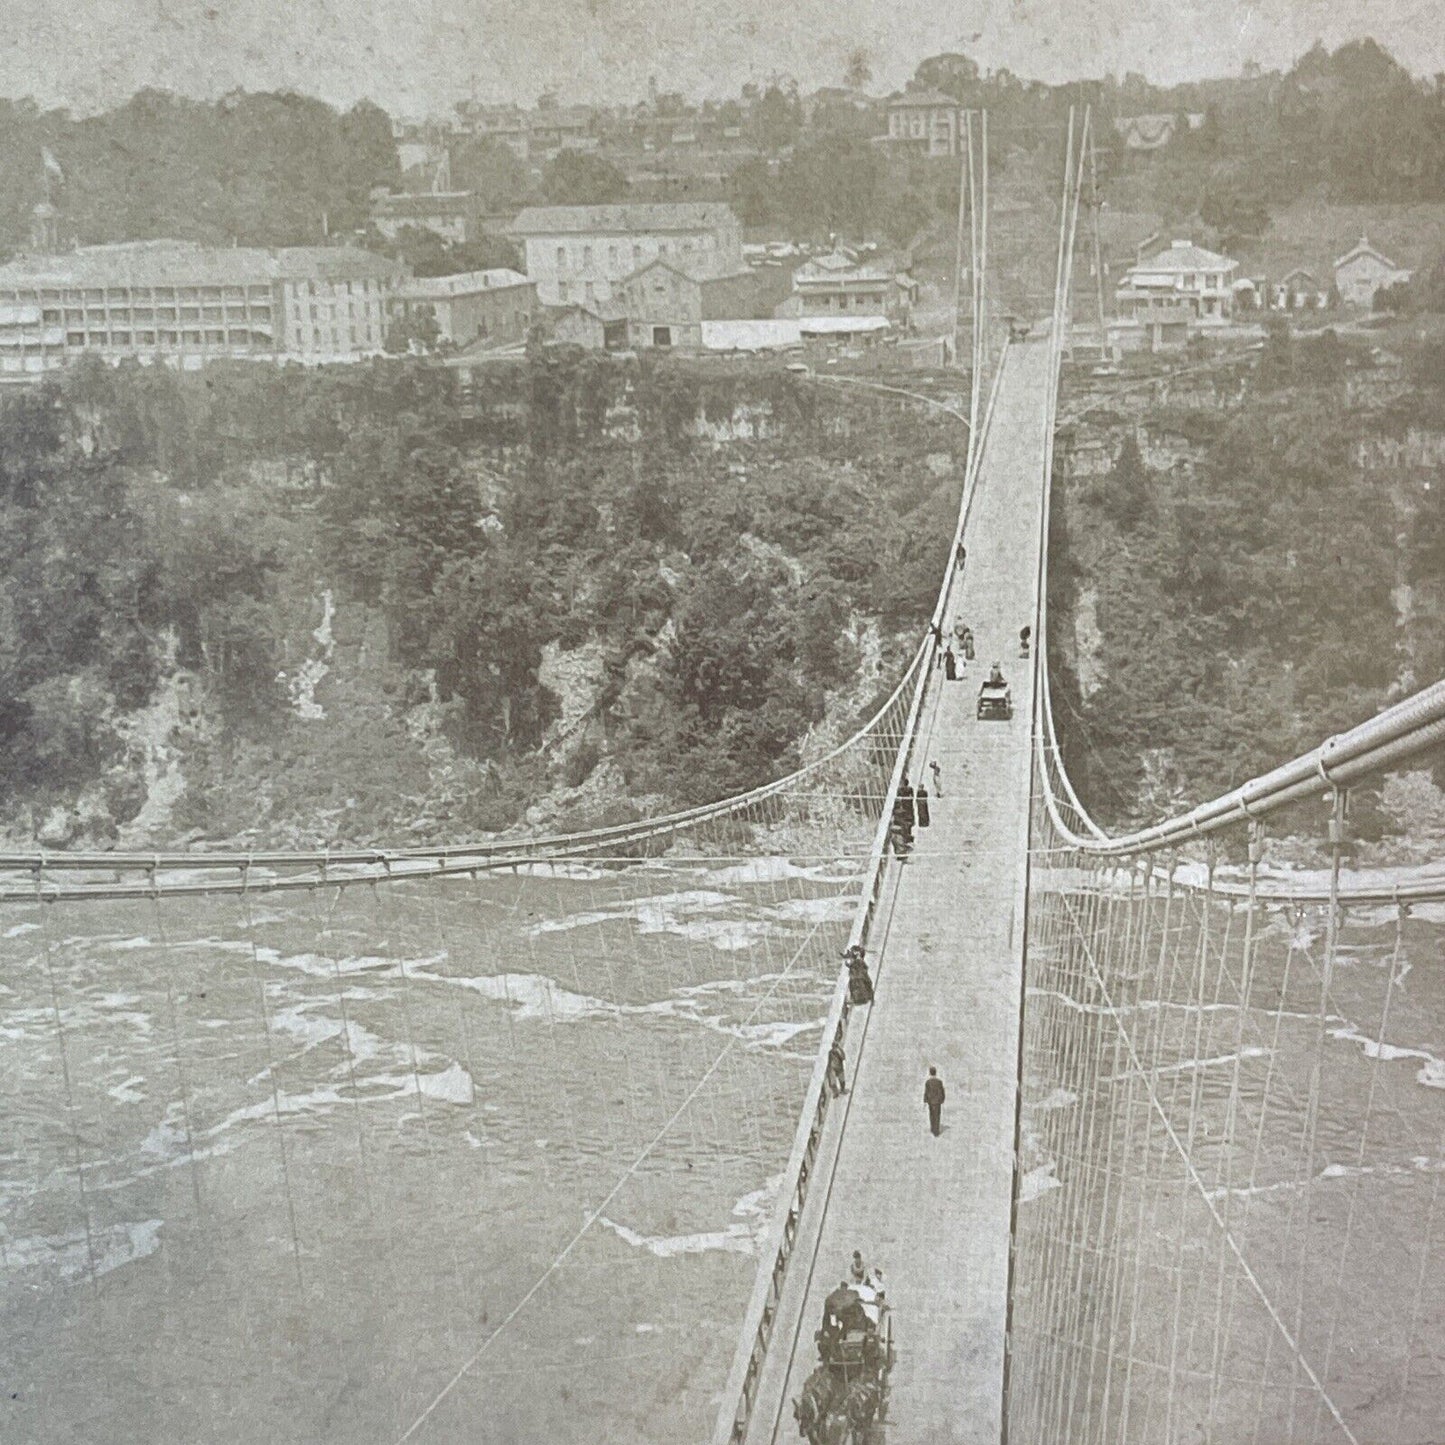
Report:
924,1066,946,1136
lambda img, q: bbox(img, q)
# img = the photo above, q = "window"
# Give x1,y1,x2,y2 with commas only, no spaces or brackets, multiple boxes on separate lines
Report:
558,281,570,303
633,243,643,263
557,245,567,270
583,245,593,267
652,325,672,348
608,244,618,267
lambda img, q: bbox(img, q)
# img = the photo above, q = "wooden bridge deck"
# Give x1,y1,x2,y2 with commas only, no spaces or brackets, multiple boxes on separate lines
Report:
742,339,1054,1445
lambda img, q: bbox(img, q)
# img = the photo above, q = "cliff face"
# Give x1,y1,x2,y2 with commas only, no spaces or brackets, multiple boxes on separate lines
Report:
2,354,964,850
1048,333,1445,846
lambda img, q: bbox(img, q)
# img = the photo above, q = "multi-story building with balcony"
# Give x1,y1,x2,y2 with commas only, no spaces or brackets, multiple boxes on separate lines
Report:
0,240,403,377
1113,239,1237,348
777,251,918,326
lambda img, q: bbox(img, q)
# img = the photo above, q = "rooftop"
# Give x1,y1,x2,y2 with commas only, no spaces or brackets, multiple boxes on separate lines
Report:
887,88,961,109
621,256,753,287
511,202,739,236
1128,240,1237,275
797,315,891,335
1334,236,1402,270
793,252,904,286
400,269,532,299
0,240,403,290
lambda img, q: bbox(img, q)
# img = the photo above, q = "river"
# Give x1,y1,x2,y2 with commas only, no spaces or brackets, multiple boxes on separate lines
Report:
0,857,855,1444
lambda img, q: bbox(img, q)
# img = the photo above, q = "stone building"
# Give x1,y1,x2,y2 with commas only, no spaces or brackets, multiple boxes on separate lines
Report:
510,202,744,308
396,268,537,349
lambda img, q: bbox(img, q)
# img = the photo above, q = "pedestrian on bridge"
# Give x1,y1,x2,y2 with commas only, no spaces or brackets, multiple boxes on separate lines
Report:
827,1036,847,1096
924,1067,946,1136
929,759,942,796
954,541,967,573
914,784,930,828
942,646,957,681
846,946,874,1006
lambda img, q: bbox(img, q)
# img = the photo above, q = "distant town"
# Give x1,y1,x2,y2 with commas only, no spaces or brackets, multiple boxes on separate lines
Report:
0,38,1439,380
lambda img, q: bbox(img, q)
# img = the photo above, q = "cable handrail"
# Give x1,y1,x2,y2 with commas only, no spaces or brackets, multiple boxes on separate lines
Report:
0,641,930,881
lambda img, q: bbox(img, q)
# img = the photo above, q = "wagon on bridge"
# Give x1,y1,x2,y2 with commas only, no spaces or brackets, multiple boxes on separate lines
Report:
793,1281,895,1444
977,674,1013,722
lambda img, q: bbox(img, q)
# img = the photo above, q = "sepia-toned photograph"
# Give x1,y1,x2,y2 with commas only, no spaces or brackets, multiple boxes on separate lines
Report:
1,2,1444,1441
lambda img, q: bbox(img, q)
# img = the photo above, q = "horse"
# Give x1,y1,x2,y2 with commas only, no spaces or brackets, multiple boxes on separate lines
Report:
793,1365,839,1445
843,1376,883,1443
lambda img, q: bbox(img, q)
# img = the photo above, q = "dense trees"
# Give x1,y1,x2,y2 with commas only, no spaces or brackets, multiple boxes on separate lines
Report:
369,224,522,278
0,350,964,838
0,91,397,256
1054,330,1435,829
541,151,629,205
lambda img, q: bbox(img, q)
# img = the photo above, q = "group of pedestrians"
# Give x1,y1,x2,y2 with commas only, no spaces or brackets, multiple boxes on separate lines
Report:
890,772,932,857
938,621,974,682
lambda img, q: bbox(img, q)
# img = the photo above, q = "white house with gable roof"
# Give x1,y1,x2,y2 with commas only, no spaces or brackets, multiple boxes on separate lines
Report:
1333,237,1412,308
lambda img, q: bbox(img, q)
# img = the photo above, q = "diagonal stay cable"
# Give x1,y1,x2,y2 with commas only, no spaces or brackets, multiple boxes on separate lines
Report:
1057,888,1360,1445
392,913,832,1445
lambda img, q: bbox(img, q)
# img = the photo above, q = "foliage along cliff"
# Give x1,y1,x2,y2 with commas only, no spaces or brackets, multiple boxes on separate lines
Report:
0,352,967,848
1048,325,1445,849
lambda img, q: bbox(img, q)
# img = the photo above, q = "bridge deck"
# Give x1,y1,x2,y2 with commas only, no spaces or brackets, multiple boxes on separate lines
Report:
743,339,1054,1445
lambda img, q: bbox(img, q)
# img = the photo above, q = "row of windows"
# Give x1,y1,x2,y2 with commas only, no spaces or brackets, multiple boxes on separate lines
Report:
556,280,598,304
888,112,956,138
4,329,275,350
812,291,888,310
295,326,378,350
551,234,717,272
2,285,274,305
290,278,385,298
41,305,271,325
475,308,532,336
290,302,382,323
0,324,379,354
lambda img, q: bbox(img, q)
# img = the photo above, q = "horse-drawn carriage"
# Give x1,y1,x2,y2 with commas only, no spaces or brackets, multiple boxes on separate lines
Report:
793,1277,895,1444
977,666,1013,722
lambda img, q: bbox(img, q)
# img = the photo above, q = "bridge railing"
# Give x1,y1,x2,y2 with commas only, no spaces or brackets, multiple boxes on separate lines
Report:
711,337,1014,1445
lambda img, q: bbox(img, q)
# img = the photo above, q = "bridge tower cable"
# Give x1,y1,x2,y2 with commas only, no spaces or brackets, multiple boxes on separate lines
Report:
952,112,971,374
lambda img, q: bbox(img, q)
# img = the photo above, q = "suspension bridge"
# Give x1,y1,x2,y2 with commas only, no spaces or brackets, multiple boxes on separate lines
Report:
4,112,1445,1445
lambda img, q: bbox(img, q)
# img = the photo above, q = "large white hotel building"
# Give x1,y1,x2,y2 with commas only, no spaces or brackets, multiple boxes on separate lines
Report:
0,237,405,377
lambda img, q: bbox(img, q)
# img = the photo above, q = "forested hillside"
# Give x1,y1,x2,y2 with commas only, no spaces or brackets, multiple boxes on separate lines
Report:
0,354,965,846
1050,326,1445,844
